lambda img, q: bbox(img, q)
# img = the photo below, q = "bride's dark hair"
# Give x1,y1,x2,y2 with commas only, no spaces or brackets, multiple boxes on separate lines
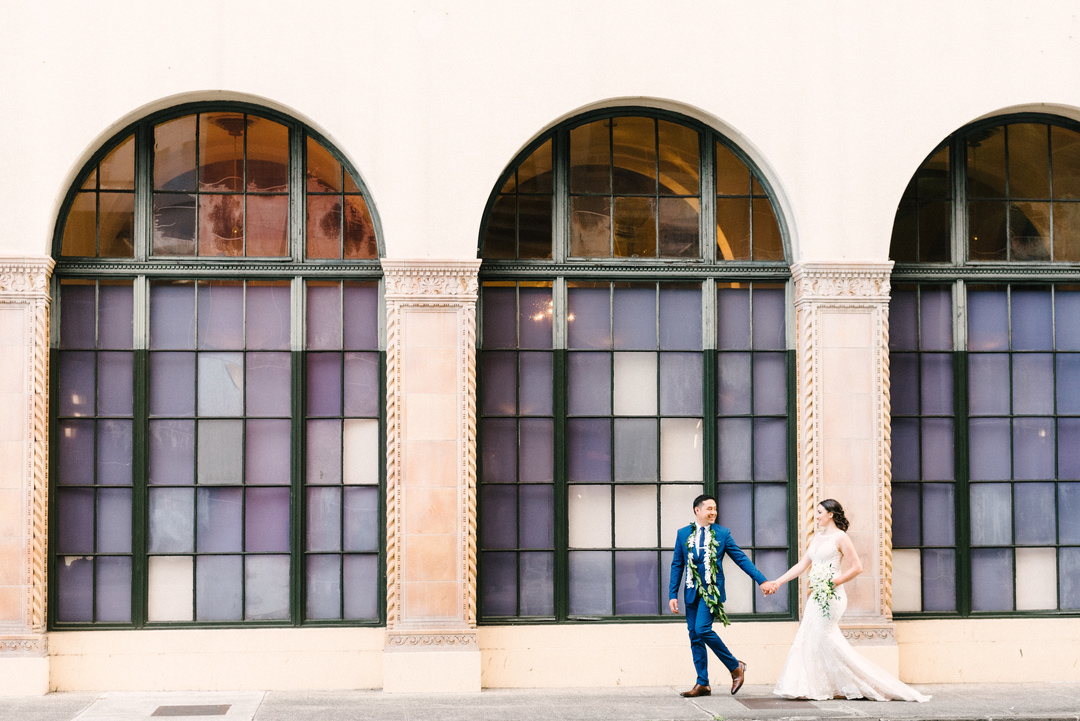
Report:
820,498,850,531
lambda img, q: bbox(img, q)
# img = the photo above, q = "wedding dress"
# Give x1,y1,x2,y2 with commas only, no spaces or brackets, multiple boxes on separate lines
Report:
773,533,930,702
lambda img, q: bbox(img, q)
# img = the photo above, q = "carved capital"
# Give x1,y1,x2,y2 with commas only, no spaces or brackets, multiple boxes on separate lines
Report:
792,261,892,305
0,635,47,657
385,630,478,652
381,259,480,302
0,257,54,301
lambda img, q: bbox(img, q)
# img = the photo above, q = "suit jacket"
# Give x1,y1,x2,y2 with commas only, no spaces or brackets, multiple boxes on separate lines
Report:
668,523,767,604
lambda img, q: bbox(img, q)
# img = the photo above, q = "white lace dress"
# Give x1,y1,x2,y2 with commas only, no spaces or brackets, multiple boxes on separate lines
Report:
773,533,930,702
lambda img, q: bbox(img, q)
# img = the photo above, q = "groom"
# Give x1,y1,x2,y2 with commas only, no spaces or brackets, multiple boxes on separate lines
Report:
669,494,771,697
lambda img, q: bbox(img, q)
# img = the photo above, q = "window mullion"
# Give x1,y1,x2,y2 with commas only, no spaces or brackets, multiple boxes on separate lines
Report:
290,276,305,625
553,131,569,265
132,275,150,627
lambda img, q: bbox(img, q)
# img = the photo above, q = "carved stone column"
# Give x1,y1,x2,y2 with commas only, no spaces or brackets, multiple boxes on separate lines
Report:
0,257,54,695
381,259,481,692
792,261,898,670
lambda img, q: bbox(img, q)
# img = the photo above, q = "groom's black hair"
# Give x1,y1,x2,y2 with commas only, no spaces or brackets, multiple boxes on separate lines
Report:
693,494,716,510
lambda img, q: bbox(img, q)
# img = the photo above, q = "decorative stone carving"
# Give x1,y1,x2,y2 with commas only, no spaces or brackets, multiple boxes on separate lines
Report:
0,635,48,657
385,631,479,650
0,259,51,297
841,625,895,644
383,261,480,301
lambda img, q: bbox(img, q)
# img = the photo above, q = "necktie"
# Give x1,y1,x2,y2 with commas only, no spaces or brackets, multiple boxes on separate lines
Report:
697,526,705,557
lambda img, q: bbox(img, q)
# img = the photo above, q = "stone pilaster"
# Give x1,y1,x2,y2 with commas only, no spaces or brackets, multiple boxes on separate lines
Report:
381,259,480,692
0,257,53,695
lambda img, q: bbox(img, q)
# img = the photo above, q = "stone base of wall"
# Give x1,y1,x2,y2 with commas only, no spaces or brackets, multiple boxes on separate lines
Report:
0,657,49,695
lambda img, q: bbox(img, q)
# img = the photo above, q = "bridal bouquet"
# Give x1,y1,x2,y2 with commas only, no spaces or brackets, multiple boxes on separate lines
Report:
808,564,840,619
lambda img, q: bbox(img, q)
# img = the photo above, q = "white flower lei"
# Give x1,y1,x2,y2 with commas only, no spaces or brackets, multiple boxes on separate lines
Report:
685,524,729,626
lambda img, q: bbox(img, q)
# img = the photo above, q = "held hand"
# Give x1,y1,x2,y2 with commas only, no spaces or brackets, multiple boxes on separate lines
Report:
669,598,679,614
760,580,779,595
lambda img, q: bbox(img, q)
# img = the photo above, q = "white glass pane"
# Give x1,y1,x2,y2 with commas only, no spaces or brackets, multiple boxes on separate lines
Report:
1015,547,1057,610
197,419,243,484
970,483,1012,545
613,352,657,415
721,555,753,614
660,484,701,544
148,488,193,553
568,485,611,548
343,419,379,485
892,549,923,612
613,419,657,482
660,418,703,482
614,485,657,548
148,556,193,621
245,555,290,620
197,352,244,416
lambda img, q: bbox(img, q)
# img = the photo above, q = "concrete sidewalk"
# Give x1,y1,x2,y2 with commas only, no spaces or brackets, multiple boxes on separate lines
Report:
0,684,1078,721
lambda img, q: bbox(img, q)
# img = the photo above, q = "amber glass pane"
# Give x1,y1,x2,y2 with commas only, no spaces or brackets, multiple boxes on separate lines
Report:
247,117,289,192
343,195,377,259
570,196,610,257
890,200,917,262
1010,201,1051,261
343,169,360,194
155,115,197,191
658,121,699,196
307,137,342,193
613,196,657,257
658,197,699,258
81,169,97,191
918,200,951,263
570,120,610,194
715,142,749,196
1008,124,1050,199
200,113,246,192
99,135,135,191
968,126,1006,198
1053,202,1080,261
518,195,553,259
484,195,516,259
968,200,1008,260
751,174,766,196
98,193,135,257
917,146,951,199
752,198,784,260
518,139,553,194
247,195,289,257
199,194,244,256
716,198,750,260
153,194,196,255
307,195,341,258
612,117,656,194
62,193,96,257
1052,125,1080,199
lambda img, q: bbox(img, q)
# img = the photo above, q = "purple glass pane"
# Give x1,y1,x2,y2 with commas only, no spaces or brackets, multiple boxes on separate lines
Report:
972,548,1013,611
307,353,342,416
1011,288,1053,350
246,419,291,485
518,484,554,548
920,354,953,416
245,284,291,350
921,483,955,546
968,354,1010,415
568,419,611,482
891,353,919,415
57,556,93,622
197,487,243,552
659,353,703,416
892,418,920,480
754,484,787,546
519,418,554,483
343,283,379,351
150,282,197,349
96,556,132,622
1061,548,1080,610
923,549,957,612
921,418,954,481
717,353,751,415
150,353,195,417
148,487,194,552
753,550,789,613
96,488,132,553
520,552,555,616
306,555,341,620
59,352,95,417
919,287,953,351
96,352,132,417
481,352,516,416
98,284,134,350
519,287,553,349
752,353,786,415
1014,417,1055,480
569,551,613,615
481,551,517,616
752,288,785,350
613,286,656,350
246,487,290,552
968,290,1009,351
1056,290,1080,350
1014,482,1055,544
518,353,553,416
892,483,921,546
969,419,1011,480
1058,355,1080,415
245,555,290,620
1059,419,1080,479
196,555,242,621
482,287,517,349
716,483,752,546
197,283,244,350
754,418,787,480
614,419,658,482
1013,354,1054,415
889,290,918,351
59,420,94,485
197,352,244,416
306,487,341,552
717,288,751,350
149,420,194,485
343,352,379,417
343,554,379,620
970,483,1012,545
568,352,611,416
615,551,658,615
57,488,95,554
660,286,702,351
97,419,132,485
1061,483,1080,544
307,284,342,350
481,485,517,549
480,418,516,483
343,486,378,552
61,284,96,349
717,418,751,481
246,353,291,417
660,549,676,615
568,287,611,349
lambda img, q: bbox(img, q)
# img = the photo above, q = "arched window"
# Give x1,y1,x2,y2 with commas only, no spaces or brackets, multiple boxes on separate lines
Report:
477,109,793,622
890,114,1080,616
51,103,384,627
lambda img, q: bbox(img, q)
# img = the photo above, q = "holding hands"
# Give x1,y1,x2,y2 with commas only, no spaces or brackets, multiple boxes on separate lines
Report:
760,580,780,595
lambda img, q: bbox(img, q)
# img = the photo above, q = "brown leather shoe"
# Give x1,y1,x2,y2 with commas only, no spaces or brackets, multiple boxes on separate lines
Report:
730,661,746,695
679,684,711,697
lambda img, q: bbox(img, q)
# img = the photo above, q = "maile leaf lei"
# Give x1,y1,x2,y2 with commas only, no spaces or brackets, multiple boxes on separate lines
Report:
686,525,730,627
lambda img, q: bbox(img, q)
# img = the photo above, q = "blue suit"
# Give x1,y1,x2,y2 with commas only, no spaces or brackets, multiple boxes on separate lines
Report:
669,523,766,686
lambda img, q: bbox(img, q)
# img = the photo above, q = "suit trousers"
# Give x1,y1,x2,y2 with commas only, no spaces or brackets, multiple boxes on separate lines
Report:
685,594,738,685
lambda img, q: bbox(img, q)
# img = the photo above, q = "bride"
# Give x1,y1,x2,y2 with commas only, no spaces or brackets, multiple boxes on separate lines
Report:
762,499,930,702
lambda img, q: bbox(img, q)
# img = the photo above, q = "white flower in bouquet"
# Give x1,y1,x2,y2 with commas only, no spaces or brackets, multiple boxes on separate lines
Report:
808,564,840,619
